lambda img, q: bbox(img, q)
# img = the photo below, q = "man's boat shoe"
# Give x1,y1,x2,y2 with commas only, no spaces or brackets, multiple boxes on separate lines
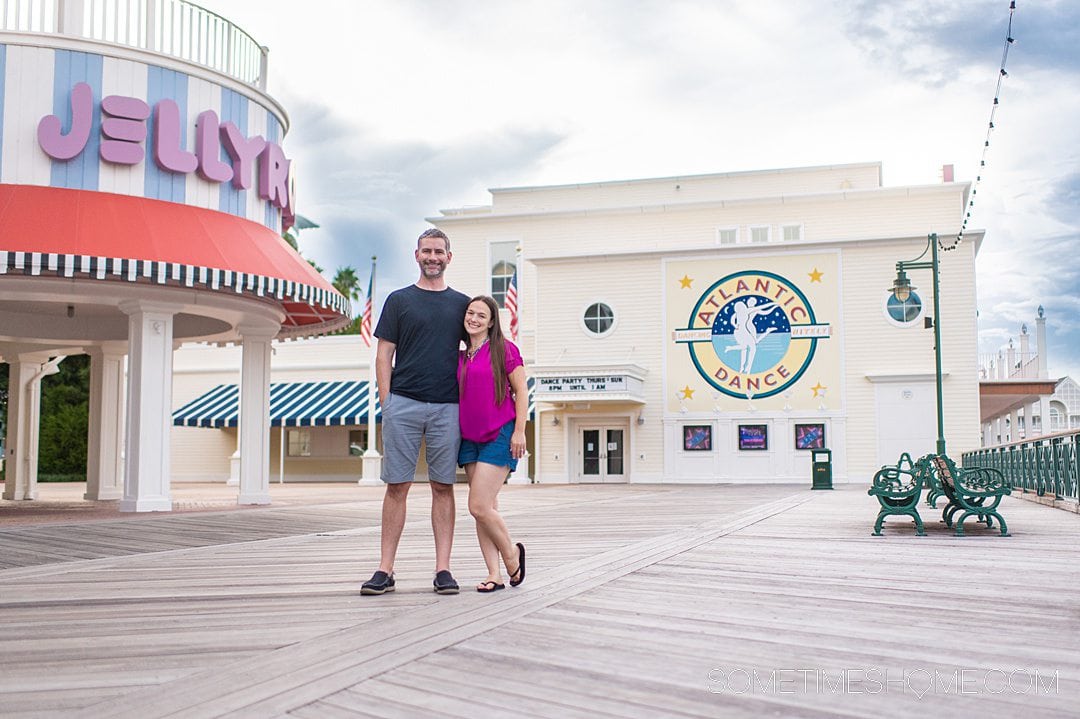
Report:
361,570,395,595
433,570,460,594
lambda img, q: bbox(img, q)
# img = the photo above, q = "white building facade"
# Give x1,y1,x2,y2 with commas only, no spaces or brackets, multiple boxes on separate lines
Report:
170,162,985,485
433,162,983,483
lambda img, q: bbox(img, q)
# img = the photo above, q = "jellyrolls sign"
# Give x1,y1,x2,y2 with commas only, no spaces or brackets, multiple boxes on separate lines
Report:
666,253,839,412
37,82,293,219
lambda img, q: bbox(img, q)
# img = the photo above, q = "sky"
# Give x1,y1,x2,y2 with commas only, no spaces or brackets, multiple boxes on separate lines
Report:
204,0,1080,380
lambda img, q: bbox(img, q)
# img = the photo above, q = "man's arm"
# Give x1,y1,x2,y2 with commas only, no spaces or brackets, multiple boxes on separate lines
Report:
376,339,396,408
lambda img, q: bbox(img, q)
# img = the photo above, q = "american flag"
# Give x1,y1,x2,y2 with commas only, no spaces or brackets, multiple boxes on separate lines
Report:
360,271,373,347
505,270,519,341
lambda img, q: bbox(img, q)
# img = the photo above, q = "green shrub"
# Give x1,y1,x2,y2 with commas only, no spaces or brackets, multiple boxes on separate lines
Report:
38,473,86,483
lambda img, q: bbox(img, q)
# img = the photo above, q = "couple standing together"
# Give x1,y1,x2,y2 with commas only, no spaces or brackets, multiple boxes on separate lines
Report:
361,228,526,596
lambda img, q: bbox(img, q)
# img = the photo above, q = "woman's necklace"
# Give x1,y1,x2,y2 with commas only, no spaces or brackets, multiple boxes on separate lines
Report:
465,337,489,362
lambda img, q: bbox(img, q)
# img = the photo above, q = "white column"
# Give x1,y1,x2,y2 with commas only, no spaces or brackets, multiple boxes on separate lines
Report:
508,449,531,484
56,0,86,36
228,443,241,486
85,344,126,500
236,322,277,505
1036,308,1048,379
1039,396,1052,434
3,354,49,500
1008,408,1020,443
118,301,175,512
358,354,382,487
982,422,992,447
1019,329,1031,376
994,416,1004,444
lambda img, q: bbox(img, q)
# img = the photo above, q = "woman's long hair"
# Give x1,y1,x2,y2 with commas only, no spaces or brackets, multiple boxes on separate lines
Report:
464,295,511,406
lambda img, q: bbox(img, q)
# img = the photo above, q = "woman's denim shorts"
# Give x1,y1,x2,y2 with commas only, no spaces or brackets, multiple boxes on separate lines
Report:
458,420,518,471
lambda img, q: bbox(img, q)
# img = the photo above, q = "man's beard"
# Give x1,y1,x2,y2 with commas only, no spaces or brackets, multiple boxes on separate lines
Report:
422,261,446,278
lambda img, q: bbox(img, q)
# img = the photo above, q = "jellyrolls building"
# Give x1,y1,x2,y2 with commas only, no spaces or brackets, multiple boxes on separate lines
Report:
0,2,348,509
432,162,984,483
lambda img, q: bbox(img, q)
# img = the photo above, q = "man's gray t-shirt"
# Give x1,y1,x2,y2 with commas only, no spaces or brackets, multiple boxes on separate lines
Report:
374,284,470,404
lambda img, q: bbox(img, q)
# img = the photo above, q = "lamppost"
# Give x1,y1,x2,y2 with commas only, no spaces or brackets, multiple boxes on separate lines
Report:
890,232,946,457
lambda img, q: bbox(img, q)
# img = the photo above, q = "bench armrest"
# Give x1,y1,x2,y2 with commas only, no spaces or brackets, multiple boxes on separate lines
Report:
869,466,921,495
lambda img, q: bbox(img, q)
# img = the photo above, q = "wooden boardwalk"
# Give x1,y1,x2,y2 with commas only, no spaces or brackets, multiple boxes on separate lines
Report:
1,483,1078,718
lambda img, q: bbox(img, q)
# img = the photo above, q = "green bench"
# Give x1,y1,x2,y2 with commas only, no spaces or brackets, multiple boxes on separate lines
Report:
868,453,1012,537
929,454,1011,536
925,462,946,508
868,454,933,536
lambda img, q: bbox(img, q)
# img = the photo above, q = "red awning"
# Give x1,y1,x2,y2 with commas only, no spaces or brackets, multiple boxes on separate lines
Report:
0,184,349,335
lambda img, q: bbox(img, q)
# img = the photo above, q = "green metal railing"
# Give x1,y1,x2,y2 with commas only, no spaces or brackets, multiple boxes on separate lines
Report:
963,428,1080,503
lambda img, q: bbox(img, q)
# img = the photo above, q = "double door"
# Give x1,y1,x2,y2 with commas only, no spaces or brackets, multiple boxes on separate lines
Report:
579,425,627,483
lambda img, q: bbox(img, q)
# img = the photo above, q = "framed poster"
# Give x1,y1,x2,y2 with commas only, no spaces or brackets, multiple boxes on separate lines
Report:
794,423,826,450
683,424,712,451
738,424,768,451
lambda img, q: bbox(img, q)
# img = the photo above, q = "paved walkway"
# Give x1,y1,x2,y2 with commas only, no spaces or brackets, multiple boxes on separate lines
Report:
1,482,1078,717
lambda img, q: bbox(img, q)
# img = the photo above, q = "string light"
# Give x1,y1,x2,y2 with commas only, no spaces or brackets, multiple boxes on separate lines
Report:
948,1,1016,253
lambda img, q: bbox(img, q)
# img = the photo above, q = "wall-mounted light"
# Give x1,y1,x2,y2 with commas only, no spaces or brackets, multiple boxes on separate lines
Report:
552,416,561,427
636,414,645,426
66,304,75,318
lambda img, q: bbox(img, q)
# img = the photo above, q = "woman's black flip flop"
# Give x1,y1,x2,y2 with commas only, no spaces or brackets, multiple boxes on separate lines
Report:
509,542,526,587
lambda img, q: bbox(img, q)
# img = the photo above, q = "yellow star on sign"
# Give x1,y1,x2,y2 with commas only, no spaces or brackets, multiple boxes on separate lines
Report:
810,382,827,397
680,385,695,400
679,275,693,289
808,268,824,283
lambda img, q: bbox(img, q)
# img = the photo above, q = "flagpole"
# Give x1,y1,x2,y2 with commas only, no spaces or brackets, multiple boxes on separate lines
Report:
508,245,531,484
360,255,382,486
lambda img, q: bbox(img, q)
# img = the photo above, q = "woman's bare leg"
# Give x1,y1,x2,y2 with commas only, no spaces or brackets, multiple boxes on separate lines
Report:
467,461,516,585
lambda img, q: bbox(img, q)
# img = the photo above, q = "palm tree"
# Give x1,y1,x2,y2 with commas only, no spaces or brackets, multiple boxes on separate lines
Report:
282,214,319,252
332,266,363,334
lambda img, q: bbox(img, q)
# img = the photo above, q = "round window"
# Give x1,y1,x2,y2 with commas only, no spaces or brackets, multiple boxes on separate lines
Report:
582,302,615,336
883,290,924,327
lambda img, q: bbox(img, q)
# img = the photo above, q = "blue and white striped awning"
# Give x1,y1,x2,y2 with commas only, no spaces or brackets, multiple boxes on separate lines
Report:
173,378,536,429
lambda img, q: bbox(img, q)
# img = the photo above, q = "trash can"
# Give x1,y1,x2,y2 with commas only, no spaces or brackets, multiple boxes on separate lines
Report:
811,448,833,490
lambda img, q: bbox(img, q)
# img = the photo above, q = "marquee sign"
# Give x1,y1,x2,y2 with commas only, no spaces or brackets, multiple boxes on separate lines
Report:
537,375,629,394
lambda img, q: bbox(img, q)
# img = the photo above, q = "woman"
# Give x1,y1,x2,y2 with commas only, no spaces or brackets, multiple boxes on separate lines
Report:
457,295,527,592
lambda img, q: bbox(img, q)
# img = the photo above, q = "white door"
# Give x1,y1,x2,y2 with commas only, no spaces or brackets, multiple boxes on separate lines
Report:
875,381,937,465
578,425,627,483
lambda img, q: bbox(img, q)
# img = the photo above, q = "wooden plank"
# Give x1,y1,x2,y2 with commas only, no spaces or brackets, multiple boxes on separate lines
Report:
66,495,822,717
0,485,1077,718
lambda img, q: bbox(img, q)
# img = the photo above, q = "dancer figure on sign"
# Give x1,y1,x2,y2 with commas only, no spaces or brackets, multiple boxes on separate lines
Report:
727,298,779,373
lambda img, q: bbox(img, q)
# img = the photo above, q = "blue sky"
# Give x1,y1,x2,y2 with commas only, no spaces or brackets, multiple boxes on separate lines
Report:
208,0,1080,379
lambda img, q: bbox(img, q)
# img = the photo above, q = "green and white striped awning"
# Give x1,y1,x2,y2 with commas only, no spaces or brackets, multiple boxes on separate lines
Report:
173,378,536,428
173,381,378,428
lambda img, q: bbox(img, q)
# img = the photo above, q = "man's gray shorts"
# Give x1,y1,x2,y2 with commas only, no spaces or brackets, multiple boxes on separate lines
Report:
381,393,460,484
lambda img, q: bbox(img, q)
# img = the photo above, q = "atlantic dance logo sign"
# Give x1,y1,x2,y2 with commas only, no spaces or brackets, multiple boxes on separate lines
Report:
673,271,831,399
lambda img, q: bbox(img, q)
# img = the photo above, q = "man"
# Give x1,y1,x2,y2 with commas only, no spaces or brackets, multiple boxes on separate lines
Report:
361,228,471,595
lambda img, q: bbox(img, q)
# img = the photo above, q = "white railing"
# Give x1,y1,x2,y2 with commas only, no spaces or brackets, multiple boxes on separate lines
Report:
977,350,1042,381
0,0,268,89
0,0,58,33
